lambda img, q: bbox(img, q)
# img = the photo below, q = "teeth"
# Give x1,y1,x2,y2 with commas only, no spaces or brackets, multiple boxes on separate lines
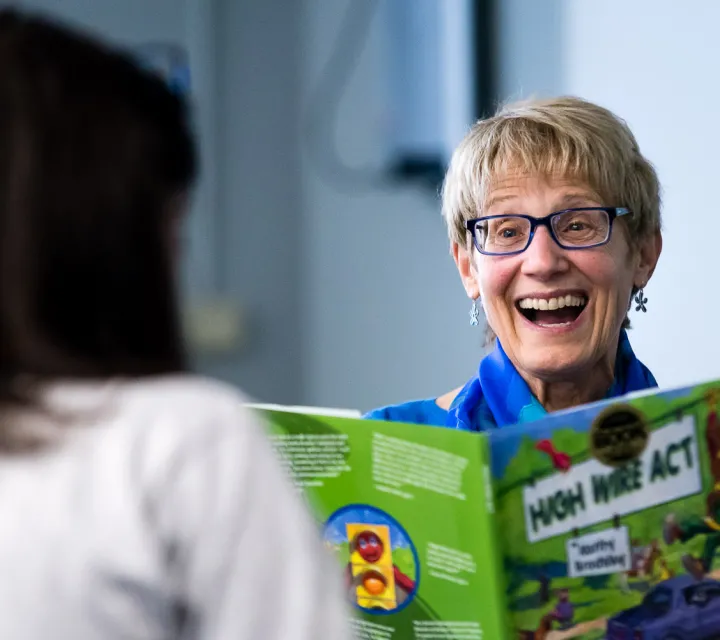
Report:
518,295,587,310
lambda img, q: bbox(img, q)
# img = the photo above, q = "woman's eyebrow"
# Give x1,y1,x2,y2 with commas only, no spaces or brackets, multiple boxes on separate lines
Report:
484,194,518,210
556,192,600,207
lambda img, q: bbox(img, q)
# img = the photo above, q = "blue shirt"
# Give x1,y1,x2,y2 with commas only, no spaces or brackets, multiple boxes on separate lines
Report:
363,398,448,426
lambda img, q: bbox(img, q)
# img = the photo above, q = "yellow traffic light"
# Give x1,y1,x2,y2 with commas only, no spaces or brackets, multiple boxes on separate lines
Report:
346,523,397,610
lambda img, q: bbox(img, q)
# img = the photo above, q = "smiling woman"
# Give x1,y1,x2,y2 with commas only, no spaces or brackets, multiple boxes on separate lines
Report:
365,96,663,431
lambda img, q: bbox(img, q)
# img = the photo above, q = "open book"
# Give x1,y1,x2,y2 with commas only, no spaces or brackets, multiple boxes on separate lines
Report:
252,379,720,640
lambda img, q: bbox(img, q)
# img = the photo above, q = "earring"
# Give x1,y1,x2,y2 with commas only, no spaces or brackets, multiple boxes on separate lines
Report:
469,299,480,326
634,288,648,312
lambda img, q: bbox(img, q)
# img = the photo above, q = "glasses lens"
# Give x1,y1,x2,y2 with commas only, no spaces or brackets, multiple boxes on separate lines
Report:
551,209,610,247
475,216,531,254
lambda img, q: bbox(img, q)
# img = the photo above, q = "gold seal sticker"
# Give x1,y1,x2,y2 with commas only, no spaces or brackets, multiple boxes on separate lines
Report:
589,403,650,468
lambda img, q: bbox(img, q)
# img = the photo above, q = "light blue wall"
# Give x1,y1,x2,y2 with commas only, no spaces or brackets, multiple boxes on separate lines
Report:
496,0,564,101
202,0,304,404
563,0,720,388
13,0,566,410
299,0,564,412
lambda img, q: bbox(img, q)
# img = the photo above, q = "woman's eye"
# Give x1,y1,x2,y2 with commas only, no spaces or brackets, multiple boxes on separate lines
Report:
495,222,522,237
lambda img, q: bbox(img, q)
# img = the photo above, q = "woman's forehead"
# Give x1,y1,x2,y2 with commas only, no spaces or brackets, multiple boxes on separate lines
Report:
483,172,602,208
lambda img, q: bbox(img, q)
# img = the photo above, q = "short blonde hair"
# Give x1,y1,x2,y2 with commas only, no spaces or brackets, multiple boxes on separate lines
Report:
441,96,662,247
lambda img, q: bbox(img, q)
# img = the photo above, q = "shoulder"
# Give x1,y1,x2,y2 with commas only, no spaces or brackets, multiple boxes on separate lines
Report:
46,375,268,473
113,374,251,418
364,398,448,426
116,375,266,454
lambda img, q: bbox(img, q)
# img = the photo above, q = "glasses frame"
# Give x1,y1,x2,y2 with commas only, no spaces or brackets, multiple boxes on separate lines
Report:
464,207,632,256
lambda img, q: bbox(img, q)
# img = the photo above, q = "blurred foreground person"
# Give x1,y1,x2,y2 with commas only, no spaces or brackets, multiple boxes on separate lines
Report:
0,9,352,640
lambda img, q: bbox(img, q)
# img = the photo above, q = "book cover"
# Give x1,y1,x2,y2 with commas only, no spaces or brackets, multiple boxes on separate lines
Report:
260,407,508,640
490,380,720,639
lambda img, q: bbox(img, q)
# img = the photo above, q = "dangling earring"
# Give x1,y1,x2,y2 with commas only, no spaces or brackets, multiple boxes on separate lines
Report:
469,299,480,326
634,288,648,312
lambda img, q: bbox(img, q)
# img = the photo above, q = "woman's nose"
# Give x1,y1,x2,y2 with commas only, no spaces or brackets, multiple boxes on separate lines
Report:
520,225,569,279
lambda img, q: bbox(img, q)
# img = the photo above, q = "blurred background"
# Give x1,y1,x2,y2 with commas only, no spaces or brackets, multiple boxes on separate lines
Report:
13,0,717,412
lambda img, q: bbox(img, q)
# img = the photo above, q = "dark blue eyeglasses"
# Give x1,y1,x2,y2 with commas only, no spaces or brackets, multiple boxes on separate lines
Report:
465,207,632,256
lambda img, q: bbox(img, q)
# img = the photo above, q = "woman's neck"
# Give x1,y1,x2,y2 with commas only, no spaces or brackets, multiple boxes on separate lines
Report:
436,387,463,411
525,358,616,413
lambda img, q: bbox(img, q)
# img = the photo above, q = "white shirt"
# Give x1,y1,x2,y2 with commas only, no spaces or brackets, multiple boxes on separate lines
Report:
0,375,353,640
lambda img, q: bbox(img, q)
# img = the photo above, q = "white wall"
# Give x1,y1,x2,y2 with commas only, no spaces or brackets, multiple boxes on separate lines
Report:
299,0,564,412
563,0,720,388
299,0,476,412
208,0,305,403
15,0,185,41
496,0,564,101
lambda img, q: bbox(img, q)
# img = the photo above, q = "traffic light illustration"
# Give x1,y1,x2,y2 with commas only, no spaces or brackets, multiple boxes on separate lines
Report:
346,523,416,611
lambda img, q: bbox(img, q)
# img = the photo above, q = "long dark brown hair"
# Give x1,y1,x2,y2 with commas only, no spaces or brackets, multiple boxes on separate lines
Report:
0,9,197,432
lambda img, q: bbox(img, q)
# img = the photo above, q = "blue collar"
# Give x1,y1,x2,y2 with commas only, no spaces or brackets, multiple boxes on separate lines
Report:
445,329,657,432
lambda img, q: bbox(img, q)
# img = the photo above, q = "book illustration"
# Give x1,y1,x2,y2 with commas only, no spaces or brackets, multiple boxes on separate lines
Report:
535,440,573,473
606,575,720,639
495,386,720,639
324,505,419,613
663,390,720,582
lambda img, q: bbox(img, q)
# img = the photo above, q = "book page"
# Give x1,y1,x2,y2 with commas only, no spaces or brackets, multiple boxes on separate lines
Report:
257,408,509,640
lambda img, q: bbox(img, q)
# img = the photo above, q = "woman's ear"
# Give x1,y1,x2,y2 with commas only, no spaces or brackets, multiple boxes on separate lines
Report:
634,230,663,287
452,241,480,299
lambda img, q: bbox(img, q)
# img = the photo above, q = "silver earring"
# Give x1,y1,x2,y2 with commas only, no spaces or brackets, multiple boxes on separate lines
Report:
634,288,648,312
469,299,480,326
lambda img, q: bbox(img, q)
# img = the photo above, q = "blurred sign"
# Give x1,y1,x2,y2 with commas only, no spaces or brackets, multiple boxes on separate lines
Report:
566,526,631,578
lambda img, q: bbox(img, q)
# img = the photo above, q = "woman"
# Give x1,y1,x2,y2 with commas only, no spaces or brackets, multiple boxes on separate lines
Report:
0,9,350,639
366,97,662,430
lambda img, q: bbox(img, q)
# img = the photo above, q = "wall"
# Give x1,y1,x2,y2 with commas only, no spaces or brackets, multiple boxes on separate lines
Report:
299,0,477,412
299,0,564,411
206,0,304,403
16,0,185,41
496,0,564,101
563,0,720,388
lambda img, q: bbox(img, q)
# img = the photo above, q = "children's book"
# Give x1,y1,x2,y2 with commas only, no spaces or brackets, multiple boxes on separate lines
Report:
255,380,720,640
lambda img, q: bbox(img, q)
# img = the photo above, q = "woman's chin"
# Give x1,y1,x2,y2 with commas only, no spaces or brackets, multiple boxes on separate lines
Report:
509,335,596,383
519,351,591,382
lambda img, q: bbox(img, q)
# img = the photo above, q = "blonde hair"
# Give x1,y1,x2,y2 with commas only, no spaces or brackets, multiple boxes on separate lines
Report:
441,96,662,247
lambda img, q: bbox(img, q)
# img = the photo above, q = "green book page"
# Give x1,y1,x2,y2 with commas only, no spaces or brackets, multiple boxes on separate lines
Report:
262,409,509,640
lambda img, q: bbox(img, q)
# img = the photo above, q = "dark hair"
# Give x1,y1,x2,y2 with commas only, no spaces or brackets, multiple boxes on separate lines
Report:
0,10,197,409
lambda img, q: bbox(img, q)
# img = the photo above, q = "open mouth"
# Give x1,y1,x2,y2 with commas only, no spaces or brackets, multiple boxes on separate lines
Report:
516,294,587,327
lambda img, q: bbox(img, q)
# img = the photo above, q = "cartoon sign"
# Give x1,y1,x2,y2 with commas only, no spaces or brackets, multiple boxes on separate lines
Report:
523,416,702,542
566,525,631,578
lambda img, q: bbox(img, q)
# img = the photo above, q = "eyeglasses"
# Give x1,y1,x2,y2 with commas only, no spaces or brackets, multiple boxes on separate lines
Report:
465,207,632,256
